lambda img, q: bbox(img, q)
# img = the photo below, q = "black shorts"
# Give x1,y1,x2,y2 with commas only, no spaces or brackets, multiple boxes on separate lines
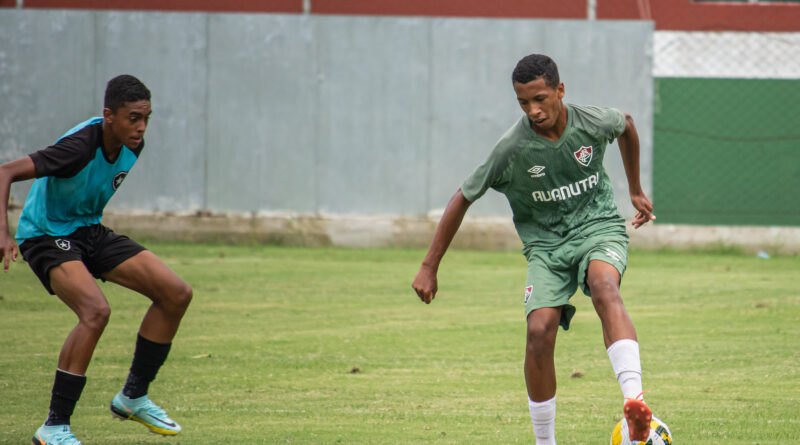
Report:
18,224,146,295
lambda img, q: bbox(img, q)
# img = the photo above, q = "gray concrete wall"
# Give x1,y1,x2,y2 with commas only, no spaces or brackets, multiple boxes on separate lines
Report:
0,10,654,220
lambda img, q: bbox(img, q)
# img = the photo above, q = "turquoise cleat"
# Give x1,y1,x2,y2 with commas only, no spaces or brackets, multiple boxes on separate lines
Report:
110,391,181,435
32,424,82,445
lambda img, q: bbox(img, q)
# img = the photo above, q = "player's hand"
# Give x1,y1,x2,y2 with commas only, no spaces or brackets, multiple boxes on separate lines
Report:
412,265,438,304
630,192,655,229
0,232,19,273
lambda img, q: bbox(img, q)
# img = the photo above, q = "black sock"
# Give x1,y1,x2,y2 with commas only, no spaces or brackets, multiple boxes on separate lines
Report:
44,369,87,426
122,334,171,399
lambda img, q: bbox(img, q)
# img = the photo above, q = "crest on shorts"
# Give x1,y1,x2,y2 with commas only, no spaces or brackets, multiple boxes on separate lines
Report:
112,171,128,191
573,146,593,167
524,285,533,304
55,239,71,251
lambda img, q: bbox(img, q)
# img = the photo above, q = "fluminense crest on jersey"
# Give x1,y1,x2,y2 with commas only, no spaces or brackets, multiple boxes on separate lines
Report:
573,145,593,167
528,165,546,178
531,172,600,202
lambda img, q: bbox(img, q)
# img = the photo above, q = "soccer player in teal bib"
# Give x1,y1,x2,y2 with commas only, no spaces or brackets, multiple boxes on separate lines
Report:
0,75,191,445
412,54,657,444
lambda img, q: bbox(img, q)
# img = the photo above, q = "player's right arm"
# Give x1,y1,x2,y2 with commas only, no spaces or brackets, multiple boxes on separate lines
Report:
0,156,36,272
412,189,472,304
414,124,514,304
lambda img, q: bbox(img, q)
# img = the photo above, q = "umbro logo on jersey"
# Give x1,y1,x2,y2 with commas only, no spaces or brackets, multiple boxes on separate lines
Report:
573,146,593,167
112,171,128,190
55,239,71,251
528,165,546,178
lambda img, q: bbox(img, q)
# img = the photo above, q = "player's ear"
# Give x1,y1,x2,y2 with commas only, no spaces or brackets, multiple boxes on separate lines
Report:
557,83,565,100
102,107,113,124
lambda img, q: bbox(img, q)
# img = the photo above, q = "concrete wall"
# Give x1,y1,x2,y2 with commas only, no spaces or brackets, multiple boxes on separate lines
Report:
0,10,654,221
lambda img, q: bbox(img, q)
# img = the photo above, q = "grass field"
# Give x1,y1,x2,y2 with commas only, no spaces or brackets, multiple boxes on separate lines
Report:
1,243,798,444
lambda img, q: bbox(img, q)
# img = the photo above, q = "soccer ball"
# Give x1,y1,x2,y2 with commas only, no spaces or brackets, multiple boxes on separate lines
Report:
610,415,672,445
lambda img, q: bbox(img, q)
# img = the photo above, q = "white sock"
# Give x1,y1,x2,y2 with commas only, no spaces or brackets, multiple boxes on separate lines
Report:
529,396,557,445
607,339,644,401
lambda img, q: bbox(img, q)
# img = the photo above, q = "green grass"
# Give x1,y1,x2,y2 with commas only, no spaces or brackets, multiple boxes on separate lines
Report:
1,244,798,444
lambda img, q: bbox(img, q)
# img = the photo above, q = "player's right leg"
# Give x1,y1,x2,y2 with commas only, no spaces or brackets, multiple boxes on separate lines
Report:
49,262,112,374
523,249,578,445
525,307,562,445
32,261,111,445
525,307,562,402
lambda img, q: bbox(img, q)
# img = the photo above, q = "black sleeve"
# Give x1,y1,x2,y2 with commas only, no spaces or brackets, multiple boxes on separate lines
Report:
29,126,98,178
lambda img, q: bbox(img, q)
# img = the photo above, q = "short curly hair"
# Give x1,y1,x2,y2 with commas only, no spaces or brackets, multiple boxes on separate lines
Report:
104,74,151,112
511,54,560,88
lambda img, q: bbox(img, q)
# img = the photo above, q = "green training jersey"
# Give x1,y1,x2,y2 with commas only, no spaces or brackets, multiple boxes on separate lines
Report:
461,103,627,249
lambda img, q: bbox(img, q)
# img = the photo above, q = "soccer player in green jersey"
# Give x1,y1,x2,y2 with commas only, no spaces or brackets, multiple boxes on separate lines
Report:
412,54,657,444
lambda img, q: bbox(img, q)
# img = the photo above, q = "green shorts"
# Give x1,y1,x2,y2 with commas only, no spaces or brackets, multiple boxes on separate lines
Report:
523,230,628,330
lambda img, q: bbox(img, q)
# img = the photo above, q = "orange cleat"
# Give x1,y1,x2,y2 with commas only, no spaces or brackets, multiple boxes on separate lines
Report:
623,392,652,441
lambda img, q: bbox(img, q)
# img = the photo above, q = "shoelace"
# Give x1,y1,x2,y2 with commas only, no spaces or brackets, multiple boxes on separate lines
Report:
624,389,648,404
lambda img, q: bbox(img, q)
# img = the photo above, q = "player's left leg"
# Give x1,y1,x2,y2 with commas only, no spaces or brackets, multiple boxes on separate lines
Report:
102,250,192,343
101,249,192,435
585,260,635,348
585,259,650,441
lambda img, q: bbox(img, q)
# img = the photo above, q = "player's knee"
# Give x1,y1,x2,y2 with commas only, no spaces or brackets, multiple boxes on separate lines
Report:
154,279,192,311
163,281,192,312
80,302,111,332
526,320,556,351
174,282,193,309
587,276,619,301
590,287,626,324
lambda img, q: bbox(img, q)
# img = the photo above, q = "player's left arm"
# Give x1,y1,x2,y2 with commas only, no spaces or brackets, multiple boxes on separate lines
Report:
617,113,655,229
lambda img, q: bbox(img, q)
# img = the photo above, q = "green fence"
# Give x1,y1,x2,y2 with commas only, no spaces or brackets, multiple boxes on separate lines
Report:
653,77,800,226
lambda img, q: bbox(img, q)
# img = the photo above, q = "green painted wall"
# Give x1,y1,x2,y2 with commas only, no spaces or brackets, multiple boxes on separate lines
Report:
653,77,800,226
